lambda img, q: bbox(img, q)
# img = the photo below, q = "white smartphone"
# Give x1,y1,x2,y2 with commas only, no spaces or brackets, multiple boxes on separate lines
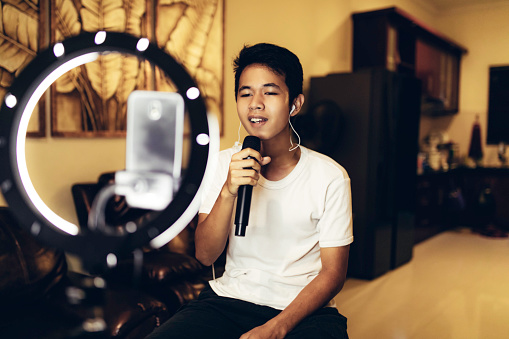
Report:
118,90,184,210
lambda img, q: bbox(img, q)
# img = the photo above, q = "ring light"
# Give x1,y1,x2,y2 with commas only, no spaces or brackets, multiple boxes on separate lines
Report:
0,31,216,271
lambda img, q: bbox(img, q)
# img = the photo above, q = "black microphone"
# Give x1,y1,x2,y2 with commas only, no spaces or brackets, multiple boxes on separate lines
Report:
234,136,261,237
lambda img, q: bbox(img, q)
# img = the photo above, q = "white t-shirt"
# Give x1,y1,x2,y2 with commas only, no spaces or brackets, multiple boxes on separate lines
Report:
199,146,353,310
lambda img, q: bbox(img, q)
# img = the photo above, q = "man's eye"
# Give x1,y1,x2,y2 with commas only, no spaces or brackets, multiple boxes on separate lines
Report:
265,92,278,95
239,93,251,97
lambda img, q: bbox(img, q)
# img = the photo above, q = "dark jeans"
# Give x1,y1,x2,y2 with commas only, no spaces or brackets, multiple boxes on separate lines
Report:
145,286,348,339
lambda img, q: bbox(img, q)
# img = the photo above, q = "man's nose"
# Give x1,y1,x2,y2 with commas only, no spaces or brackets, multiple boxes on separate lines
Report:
249,92,264,111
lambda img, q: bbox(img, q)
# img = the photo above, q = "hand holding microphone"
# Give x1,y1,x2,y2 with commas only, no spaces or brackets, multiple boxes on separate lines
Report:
234,136,261,237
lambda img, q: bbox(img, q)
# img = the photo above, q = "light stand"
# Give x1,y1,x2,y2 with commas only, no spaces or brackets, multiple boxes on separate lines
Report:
0,31,218,336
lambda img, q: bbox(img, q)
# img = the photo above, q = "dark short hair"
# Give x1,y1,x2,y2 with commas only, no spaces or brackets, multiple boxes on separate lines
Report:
233,43,303,106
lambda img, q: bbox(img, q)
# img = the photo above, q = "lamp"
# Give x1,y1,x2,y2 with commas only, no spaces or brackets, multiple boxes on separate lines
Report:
0,31,217,272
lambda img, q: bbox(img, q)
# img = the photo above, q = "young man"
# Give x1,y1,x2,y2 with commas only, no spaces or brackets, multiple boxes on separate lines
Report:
147,43,353,339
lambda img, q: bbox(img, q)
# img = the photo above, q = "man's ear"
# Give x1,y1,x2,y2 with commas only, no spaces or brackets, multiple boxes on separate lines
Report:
290,94,305,117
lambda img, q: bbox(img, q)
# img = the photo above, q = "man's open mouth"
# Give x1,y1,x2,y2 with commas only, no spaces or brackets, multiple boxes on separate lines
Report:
249,117,268,123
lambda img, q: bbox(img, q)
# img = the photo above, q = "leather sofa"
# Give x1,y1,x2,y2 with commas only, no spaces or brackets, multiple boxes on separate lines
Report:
0,173,223,338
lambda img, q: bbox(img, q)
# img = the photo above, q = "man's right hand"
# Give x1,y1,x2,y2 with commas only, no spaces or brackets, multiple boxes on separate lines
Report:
225,148,271,197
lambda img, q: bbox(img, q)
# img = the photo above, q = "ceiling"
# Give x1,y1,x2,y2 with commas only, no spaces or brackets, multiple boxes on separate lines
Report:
420,0,507,11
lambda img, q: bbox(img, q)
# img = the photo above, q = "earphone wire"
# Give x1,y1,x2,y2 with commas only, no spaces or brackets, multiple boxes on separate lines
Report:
289,115,301,152
234,121,242,150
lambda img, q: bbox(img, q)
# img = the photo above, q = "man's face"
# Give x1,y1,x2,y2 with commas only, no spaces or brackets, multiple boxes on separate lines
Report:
236,64,291,141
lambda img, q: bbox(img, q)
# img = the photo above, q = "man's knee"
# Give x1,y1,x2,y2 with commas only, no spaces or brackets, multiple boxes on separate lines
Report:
286,308,348,339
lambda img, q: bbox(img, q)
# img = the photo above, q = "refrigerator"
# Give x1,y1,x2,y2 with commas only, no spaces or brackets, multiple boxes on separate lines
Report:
306,68,421,279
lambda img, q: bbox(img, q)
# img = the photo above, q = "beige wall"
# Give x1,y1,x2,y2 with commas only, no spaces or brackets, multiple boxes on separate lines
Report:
2,0,504,225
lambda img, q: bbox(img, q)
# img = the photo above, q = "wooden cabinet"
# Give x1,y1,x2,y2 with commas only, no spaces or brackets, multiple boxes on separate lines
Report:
415,167,509,243
352,7,467,115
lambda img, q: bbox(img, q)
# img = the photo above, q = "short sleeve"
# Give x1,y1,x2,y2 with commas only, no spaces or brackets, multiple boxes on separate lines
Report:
199,149,234,215
317,177,353,247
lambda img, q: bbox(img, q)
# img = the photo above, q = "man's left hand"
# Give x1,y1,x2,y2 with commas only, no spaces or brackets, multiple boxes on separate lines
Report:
239,322,287,339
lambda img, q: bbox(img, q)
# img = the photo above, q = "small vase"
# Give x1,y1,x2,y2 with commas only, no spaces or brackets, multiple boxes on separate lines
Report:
468,115,483,167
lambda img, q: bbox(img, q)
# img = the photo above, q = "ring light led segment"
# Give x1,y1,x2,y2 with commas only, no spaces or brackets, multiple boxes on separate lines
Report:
186,87,200,100
53,43,65,57
94,31,107,45
5,94,17,108
136,38,150,51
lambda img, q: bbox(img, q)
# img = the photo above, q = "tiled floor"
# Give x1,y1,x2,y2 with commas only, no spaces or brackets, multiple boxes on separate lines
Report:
334,228,509,339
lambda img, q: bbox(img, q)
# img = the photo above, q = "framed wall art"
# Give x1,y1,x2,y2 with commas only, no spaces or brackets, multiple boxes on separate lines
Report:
0,0,47,137
50,0,224,137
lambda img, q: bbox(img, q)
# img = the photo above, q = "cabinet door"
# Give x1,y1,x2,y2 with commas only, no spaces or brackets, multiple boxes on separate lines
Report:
416,39,460,114
416,40,441,99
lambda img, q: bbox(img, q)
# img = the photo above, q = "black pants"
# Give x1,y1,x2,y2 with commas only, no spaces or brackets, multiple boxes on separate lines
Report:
145,286,348,339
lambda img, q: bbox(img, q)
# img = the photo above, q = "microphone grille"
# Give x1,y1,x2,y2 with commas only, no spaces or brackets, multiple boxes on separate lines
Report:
242,135,261,152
